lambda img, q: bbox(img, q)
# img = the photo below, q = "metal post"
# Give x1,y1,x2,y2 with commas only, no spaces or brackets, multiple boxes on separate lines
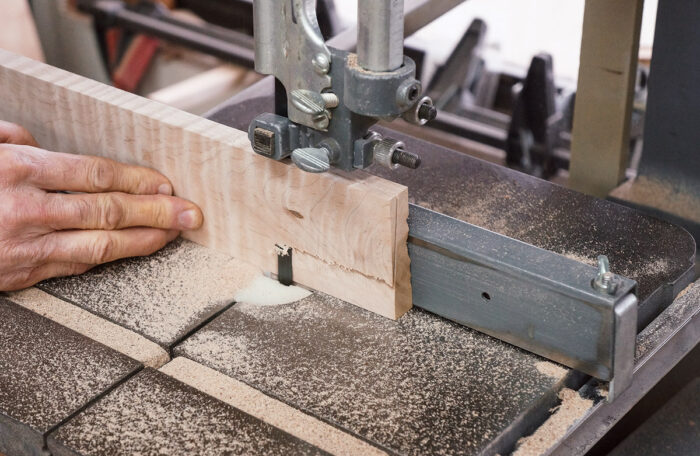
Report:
357,0,404,72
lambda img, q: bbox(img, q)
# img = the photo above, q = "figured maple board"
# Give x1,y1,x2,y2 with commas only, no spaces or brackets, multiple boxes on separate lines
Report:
0,49,411,319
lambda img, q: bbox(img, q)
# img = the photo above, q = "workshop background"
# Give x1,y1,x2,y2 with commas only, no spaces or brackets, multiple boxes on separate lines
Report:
0,1,698,455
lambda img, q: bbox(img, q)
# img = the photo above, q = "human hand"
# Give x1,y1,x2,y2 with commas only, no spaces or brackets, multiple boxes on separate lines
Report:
0,120,203,291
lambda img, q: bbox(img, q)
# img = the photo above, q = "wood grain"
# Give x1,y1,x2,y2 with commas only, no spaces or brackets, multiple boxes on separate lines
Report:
0,50,412,319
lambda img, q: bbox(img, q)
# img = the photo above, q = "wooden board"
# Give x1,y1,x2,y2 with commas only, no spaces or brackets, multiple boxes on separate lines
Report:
0,50,412,319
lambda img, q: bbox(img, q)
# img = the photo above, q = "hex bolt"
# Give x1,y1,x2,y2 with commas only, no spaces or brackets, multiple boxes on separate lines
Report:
392,147,422,169
592,255,619,295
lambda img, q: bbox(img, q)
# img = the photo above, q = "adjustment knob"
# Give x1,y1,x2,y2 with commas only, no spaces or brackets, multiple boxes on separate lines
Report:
373,138,422,170
291,147,332,173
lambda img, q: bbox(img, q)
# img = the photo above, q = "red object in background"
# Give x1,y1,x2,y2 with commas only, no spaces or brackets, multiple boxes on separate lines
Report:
105,27,123,69
112,34,159,92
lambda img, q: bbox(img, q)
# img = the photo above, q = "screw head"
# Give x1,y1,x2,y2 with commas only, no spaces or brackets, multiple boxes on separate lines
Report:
313,113,330,130
312,53,330,74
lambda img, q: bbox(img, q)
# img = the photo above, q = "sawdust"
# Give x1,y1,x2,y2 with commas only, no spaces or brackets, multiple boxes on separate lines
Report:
40,238,262,346
560,252,597,267
676,282,695,299
512,388,593,456
375,151,693,303
535,362,568,380
177,293,572,455
161,357,386,456
274,244,291,256
7,288,169,368
596,384,609,399
0,298,139,432
636,281,700,361
610,176,700,223
234,276,311,306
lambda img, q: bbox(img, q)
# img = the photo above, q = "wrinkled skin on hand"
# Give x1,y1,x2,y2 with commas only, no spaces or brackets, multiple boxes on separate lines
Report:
0,120,203,291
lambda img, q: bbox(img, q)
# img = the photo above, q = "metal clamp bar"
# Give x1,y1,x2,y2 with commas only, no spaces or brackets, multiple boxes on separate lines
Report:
408,204,638,390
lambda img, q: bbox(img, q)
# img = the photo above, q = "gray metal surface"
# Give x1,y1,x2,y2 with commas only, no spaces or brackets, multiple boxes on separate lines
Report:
253,0,331,129
207,92,695,393
607,378,699,456
549,282,700,455
249,0,429,173
638,0,700,192
221,0,466,121
408,204,637,383
609,294,638,400
357,0,404,72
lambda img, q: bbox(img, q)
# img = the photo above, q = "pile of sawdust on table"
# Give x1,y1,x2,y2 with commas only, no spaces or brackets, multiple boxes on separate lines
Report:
610,176,700,223
234,275,311,306
512,388,593,456
535,361,568,380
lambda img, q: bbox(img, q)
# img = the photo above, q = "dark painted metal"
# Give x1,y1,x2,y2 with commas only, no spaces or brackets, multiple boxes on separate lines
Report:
613,0,700,242
549,285,700,455
277,245,293,287
506,53,560,177
426,18,487,110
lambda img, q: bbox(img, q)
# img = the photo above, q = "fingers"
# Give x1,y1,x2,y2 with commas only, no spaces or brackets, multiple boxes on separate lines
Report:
7,144,174,195
45,228,180,265
42,192,203,231
0,121,40,147
0,263,94,292
30,263,95,286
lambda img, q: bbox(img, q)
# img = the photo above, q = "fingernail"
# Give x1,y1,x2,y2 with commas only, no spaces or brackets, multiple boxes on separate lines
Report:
158,183,173,195
178,209,200,230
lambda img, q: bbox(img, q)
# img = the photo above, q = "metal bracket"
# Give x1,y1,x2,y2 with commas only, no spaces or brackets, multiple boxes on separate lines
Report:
253,0,332,129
